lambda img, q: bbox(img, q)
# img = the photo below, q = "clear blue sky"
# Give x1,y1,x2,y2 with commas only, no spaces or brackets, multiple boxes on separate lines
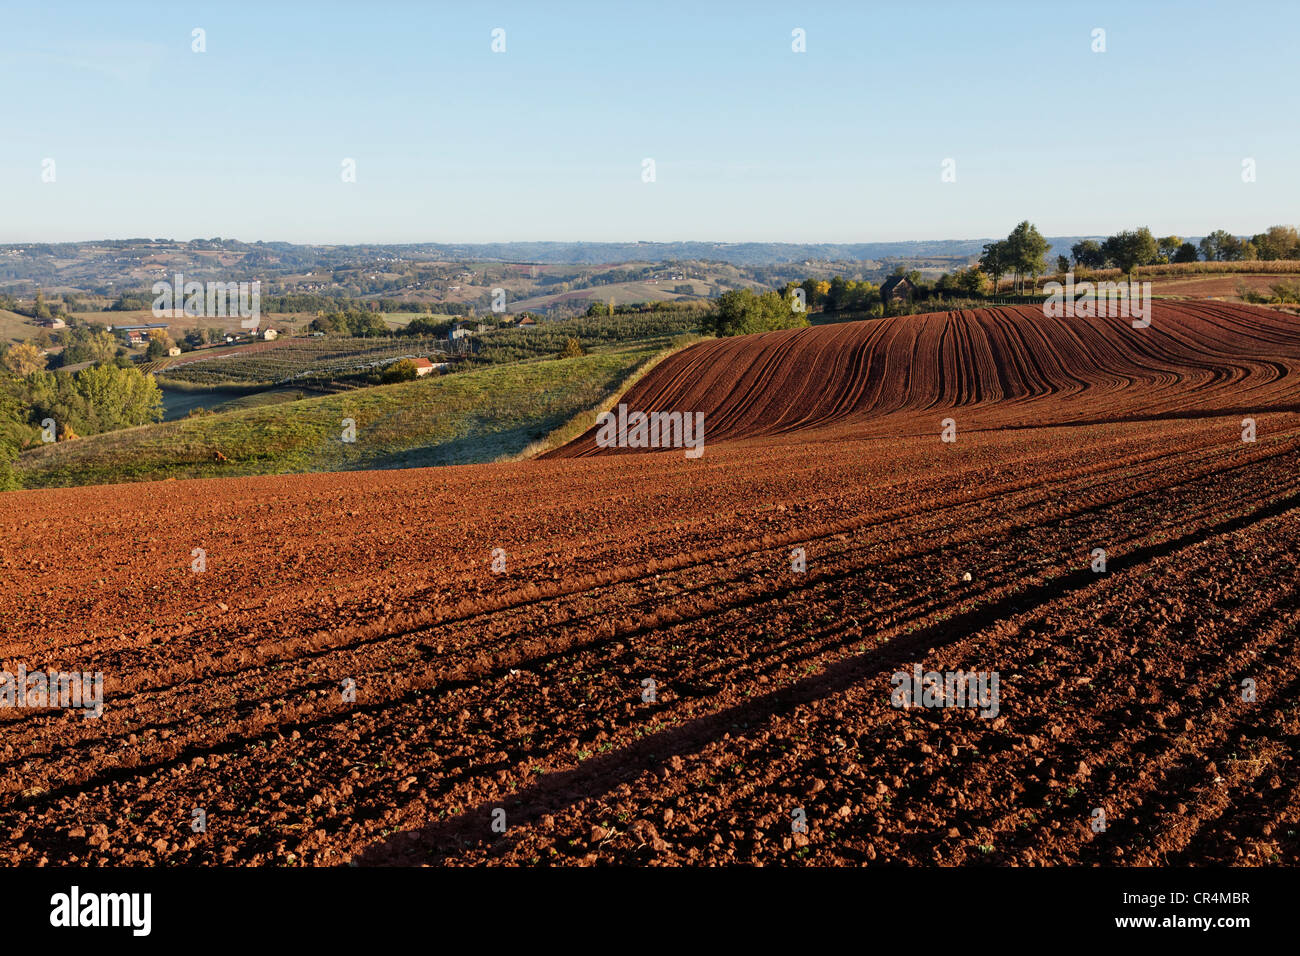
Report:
3,0,1296,244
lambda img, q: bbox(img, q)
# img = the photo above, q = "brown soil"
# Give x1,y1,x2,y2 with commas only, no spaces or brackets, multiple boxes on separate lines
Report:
1,303,1297,866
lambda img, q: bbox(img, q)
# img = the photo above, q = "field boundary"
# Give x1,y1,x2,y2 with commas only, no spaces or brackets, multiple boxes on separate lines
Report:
506,335,709,462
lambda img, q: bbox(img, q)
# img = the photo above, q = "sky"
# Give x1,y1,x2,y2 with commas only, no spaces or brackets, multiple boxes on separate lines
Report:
2,0,1297,245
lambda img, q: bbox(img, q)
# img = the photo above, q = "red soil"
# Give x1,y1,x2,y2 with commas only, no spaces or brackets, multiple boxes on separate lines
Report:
1,303,1298,866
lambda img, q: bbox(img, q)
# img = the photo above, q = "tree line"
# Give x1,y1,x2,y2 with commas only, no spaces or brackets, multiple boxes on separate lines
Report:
1070,225,1300,272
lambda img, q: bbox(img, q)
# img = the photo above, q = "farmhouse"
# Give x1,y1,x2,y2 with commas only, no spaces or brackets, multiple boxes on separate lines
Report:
881,276,915,304
517,316,537,330
36,316,67,330
411,357,436,377
107,323,170,347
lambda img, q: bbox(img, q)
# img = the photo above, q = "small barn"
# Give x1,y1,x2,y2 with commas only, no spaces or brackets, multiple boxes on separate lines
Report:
881,276,915,304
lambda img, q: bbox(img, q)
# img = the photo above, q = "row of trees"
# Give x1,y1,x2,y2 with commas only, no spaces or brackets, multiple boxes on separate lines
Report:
307,308,392,337
1071,225,1300,273
779,276,881,313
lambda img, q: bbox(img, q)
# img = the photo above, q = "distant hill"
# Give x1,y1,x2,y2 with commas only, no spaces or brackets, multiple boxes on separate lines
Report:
1,237,1112,291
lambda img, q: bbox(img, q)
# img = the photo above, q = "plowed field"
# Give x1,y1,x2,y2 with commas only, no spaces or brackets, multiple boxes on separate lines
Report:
2,303,1298,866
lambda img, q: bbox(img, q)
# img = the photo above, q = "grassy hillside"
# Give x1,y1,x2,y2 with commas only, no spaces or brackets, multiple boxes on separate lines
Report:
0,310,39,345
14,344,663,488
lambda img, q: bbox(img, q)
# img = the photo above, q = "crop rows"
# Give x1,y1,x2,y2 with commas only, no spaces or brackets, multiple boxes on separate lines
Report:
1,302,1296,865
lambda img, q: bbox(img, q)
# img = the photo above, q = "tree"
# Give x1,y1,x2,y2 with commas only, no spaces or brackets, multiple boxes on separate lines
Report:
1223,236,1257,261
1103,228,1159,275
380,359,418,384
825,276,851,311
2,343,46,378
145,331,176,360
60,326,119,366
937,267,988,297
310,308,390,337
1199,229,1234,262
1173,242,1200,263
979,241,1009,292
1071,240,1107,269
801,278,830,310
1005,221,1050,293
954,267,990,296
70,363,163,431
1157,236,1183,263
1056,255,1070,274
706,289,810,337
559,336,584,358
401,316,454,337
1252,225,1300,261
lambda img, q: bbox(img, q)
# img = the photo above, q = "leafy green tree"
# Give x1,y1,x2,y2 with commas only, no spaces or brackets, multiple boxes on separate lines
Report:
1252,225,1300,261
1006,221,1050,293
1223,236,1258,261
955,266,990,295
1173,242,1200,263
979,241,1010,291
400,317,455,337
0,379,32,489
20,370,93,435
1157,236,1183,263
1199,229,1234,262
346,311,389,336
706,289,810,337
70,364,164,432
1103,228,1159,275
1070,240,1107,269
59,327,119,366
802,279,830,309
380,359,418,383
825,276,851,311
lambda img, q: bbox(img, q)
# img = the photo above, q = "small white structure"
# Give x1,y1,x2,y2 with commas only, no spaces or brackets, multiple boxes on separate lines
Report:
262,328,279,340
